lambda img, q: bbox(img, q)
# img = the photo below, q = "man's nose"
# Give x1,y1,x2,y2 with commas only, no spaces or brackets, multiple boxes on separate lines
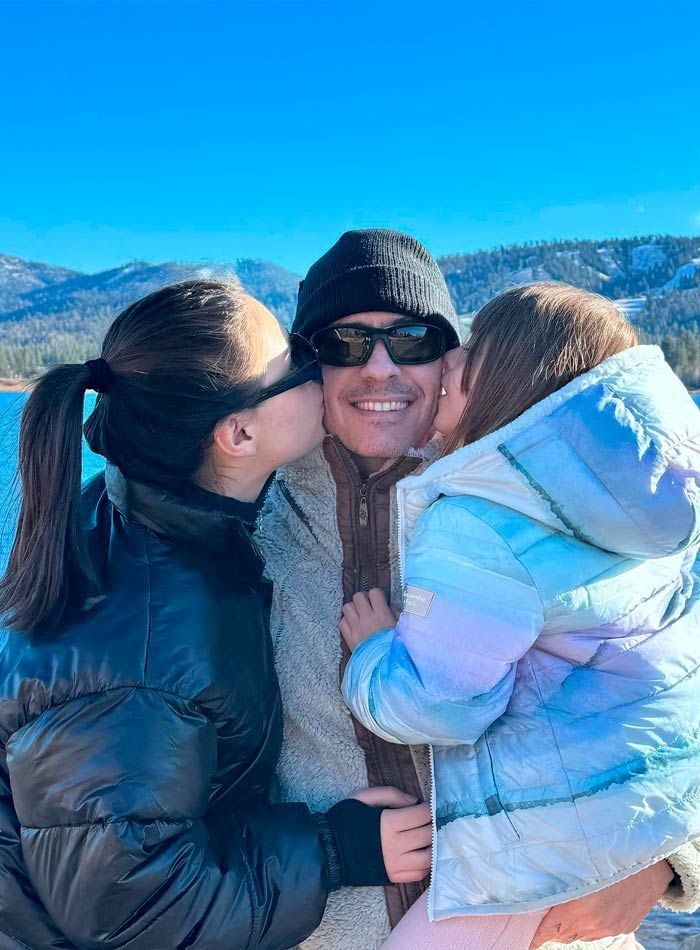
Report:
358,340,400,381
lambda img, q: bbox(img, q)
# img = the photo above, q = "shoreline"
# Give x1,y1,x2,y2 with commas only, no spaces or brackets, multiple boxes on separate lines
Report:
0,379,31,392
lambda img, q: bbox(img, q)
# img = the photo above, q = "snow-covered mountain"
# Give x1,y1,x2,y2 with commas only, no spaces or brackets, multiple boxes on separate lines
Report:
0,257,301,334
439,235,700,317
1,235,699,376
0,254,80,313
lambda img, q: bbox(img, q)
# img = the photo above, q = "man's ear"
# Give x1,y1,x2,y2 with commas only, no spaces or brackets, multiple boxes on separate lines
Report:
212,413,257,460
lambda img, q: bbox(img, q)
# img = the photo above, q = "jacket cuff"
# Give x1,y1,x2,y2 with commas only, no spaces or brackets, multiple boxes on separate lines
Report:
661,840,700,913
324,798,390,888
311,812,343,892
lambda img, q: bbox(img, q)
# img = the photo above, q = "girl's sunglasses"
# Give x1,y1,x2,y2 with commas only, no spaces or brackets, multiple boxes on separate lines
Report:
249,333,321,404
310,323,448,367
217,333,321,412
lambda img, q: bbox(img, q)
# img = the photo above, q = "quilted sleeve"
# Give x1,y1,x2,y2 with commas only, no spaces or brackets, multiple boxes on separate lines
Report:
343,498,544,746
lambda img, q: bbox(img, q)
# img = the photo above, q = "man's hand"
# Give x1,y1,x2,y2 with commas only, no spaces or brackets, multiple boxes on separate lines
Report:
340,588,397,652
529,860,674,948
351,786,432,884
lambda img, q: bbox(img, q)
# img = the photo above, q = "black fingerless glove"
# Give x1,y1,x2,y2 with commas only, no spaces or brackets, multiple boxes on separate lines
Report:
313,798,390,891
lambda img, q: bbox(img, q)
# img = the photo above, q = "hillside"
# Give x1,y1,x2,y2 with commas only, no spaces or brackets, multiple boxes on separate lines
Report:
0,255,301,377
441,235,700,315
1,235,699,382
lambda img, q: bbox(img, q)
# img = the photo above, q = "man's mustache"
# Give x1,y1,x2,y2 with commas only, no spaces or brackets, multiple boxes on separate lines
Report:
340,385,423,402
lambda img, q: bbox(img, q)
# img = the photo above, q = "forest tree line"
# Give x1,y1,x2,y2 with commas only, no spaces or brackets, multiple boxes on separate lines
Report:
2,234,699,386
2,307,699,388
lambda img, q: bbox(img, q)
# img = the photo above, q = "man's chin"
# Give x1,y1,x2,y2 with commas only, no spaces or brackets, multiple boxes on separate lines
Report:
324,407,436,460
339,431,430,460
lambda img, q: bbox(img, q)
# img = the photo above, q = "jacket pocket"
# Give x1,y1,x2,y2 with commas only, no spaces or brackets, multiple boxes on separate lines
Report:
475,735,521,846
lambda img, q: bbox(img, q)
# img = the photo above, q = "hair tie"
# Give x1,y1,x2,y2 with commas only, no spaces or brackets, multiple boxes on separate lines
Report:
84,358,112,393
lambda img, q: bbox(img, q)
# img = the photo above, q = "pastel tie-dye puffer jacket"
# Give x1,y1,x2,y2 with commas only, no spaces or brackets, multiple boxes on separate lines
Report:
342,345,700,920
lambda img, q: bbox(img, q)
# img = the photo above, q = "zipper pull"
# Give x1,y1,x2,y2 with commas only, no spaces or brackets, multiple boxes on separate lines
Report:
359,485,368,528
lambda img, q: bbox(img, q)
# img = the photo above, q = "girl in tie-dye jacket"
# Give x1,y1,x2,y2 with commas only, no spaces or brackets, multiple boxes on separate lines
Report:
340,283,700,947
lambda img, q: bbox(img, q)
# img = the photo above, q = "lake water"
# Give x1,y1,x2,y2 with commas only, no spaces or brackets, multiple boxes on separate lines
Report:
0,390,699,947
0,391,104,567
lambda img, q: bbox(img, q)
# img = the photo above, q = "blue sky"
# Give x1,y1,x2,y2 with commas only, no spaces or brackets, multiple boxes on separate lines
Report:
1,0,699,276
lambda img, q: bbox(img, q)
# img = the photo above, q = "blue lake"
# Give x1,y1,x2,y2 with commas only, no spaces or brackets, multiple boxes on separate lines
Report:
0,390,699,947
0,391,104,568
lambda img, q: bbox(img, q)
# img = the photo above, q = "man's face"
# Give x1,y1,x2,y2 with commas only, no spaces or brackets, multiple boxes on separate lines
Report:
320,312,444,459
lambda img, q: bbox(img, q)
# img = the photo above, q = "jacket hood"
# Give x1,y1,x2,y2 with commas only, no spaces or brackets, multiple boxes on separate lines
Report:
399,346,700,559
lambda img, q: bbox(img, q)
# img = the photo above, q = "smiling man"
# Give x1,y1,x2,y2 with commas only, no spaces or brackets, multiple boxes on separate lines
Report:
257,229,700,949
314,313,448,472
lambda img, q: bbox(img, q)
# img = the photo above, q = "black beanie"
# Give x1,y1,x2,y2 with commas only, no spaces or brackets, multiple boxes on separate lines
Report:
293,229,461,347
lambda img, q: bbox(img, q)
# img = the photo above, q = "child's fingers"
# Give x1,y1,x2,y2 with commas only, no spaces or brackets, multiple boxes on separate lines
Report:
352,591,372,612
342,601,360,623
383,803,432,832
398,824,433,852
368,588,389,610
396,846,432,873
354,786,419,807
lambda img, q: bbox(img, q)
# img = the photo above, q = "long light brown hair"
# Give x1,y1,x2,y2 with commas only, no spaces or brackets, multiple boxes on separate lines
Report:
443,282,638,454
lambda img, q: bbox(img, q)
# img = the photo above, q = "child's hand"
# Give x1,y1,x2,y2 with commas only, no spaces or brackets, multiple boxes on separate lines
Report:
350,787,432,884
340,588,397,652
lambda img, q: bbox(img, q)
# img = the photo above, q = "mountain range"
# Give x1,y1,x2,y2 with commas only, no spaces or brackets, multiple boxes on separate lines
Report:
1,234,699,379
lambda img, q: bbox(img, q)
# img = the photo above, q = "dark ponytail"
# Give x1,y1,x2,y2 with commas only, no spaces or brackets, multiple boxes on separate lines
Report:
0,364,99,633
0,278,266,634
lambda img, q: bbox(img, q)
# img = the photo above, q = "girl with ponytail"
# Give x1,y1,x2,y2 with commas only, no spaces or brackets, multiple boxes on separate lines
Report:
0,280,423,949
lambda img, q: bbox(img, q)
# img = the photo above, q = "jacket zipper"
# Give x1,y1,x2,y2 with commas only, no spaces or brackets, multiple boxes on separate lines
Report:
359,484,368,528
396,485,438,917
358,482,370,589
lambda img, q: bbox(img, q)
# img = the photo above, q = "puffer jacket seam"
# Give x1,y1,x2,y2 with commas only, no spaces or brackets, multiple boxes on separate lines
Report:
238,840,261,950
5,683,210,744
143,533,153,683
105,857,256,950
433,498,546,617
553,658,700,727
608,387,698,459
439,785,700,857
509,424,690,555
0,925,34,950
557,575,681,636
21,816,198,830
525,654,603,878
667,431,700,457
20,829,259,950
498,444,590,543
550,431,663,548
484,656,700,737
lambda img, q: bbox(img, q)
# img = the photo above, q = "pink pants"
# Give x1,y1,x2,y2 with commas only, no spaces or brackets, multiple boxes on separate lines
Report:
382,892,641,950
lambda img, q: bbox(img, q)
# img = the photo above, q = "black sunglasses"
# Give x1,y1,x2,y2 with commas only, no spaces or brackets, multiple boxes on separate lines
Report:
248,333,321,405
311,323,449,367
216,333,321,412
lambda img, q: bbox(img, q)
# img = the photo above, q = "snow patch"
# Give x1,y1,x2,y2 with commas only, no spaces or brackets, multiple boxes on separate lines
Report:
597,247,623,277
556,250,583,264
614,297,646,320
632,244,666,271
505,266,553,285
663,259,700,290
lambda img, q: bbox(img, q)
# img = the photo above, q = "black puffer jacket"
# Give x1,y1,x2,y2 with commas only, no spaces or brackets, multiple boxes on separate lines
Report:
0,468,334,950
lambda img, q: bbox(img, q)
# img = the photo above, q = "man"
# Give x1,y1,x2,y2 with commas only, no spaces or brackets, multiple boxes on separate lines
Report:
257,229,700,949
